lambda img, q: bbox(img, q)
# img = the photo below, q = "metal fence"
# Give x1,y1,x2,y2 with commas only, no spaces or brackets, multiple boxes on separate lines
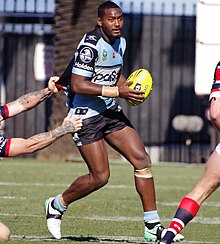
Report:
0,1,215,162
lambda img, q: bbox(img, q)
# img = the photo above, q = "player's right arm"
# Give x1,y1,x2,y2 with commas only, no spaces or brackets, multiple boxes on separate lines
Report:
71,34,144,101
6,113,82,157
71,68,144,103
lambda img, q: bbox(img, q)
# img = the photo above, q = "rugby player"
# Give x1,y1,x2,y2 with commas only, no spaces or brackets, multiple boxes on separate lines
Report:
159,62,220,243
45,1,183,242
0,76,82,157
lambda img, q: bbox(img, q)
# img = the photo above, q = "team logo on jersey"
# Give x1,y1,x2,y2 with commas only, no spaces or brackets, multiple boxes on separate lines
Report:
79,47,94,63
85,35,97,42
102,49,108,61
93,70,118,83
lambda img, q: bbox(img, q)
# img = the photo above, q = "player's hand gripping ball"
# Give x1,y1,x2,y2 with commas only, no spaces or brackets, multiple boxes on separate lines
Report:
126,68,153,106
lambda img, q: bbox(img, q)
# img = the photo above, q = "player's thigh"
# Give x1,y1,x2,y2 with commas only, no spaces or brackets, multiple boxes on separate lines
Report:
105,126,150,168
79,139,110,175
204,149,220,182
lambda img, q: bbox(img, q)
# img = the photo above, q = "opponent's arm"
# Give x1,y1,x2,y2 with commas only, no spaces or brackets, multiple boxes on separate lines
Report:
6,76,59,118
7,113,82,157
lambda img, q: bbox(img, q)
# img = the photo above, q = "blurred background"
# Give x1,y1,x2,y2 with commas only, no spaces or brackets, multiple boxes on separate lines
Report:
0,0,219,163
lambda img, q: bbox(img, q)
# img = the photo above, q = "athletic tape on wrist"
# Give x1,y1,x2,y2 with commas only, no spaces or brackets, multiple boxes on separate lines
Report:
102,86,119,97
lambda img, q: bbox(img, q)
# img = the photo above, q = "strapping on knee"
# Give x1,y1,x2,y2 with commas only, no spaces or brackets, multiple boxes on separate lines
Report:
134,167,153,179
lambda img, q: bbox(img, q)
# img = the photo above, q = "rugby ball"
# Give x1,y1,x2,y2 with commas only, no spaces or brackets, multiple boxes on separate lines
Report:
126,68,153,106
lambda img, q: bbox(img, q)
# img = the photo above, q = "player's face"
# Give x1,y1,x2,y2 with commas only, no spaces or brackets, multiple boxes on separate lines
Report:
98,8,124,43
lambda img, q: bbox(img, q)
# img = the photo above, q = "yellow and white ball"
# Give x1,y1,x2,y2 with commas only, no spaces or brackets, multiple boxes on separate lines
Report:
126,68,153,106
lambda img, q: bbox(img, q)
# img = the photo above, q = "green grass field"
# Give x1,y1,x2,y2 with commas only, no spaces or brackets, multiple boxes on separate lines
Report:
0,158,219,243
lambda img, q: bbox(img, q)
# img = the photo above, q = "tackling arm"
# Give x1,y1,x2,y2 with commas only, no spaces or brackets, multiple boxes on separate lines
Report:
7,113,82,157
6,76,59,118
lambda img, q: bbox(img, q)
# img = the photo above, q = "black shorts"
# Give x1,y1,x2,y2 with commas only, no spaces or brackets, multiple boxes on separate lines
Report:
73,105,133,146
0,135,11,157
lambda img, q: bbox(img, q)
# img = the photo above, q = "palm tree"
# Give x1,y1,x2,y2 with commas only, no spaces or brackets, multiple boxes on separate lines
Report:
39,0,103,160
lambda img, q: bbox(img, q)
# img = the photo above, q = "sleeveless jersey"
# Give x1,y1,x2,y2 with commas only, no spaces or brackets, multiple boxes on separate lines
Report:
70,27,126,119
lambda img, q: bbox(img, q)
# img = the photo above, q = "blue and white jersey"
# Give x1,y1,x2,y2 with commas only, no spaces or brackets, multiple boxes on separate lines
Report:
70,27,126,119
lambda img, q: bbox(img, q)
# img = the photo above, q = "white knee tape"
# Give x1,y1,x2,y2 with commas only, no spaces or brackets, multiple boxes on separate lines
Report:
134,168,153,179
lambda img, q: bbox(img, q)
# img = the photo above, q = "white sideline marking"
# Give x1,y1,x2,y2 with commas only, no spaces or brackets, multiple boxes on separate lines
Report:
1,181,219,193
0,211,220,225
159,201,220,207
0,181,69,187
3,181,217,192
82,216,220,225
0,181,133,188
0,181,187,190
10,235,145,243
1,192,220,208
0,196,27,199
10,235,216,243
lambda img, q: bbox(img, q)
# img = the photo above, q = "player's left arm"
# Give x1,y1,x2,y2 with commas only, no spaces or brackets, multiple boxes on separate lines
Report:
6,76,59,118
71,70,144,103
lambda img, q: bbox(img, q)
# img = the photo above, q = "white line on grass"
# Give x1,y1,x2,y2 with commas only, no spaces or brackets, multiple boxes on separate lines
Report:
0,182,134,188
1,192,220,209
0,181,193,191
3,181,216,192
0,212,220,224
81,216,220,225
10,234,216,243
159,201,220,207
0,196,27,199
0,181,69,187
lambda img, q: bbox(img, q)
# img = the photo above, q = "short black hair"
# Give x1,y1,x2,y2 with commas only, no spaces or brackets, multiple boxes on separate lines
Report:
98,1,121,18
